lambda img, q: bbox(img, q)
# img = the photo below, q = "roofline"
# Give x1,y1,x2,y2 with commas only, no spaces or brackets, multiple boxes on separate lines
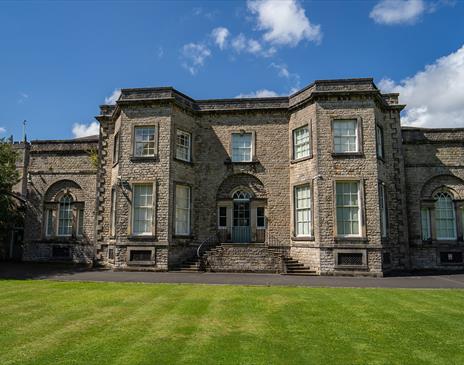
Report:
30,138,99,144
96,77,403,120
401,126,464,132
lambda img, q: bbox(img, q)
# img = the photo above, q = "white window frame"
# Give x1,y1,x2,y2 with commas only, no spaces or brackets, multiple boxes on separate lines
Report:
293,125,311,160
379,183,387,238
175,129,191,162
333,119,359,154
132,183,154,236
110,188,117,237
57,195,73,237
335,181,361,237
113,131,120,164
434,192,457,240
376,125,384,159
133,126,156,157
45,208,54,237
421,207,431,241
231,132,253,162
294,184,312,237
175,184,191,236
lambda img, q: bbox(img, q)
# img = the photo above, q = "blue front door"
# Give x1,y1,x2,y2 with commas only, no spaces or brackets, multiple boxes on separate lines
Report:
232,201,251,243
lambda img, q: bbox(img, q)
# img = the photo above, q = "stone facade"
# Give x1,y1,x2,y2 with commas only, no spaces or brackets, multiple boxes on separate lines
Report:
14,137,98,263
12,78,464,275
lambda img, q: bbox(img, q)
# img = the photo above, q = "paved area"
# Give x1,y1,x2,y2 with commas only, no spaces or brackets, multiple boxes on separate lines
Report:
1,262,464,288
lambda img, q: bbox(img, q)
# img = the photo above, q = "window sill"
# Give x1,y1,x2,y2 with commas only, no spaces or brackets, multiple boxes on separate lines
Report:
127,235,157,241
331,152,364,158
173,234,194,239
130,156,158,162
334,236,367,243
290,155,313,164
174,157,194,166
127,261,155,266
335,265,368,270
224,159,260,165
291,236,315,241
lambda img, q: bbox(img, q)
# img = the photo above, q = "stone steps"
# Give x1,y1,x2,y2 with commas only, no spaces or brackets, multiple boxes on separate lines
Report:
171,243,317,275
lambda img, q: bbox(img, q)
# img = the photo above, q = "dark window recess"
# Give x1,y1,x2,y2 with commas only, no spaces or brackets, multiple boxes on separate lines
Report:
257,207,265,227
338,253,363,266
382,252,391,265
52,246,70,258
108,249,114,260
440,252,463,264
130,250,152,262
219,206,227,227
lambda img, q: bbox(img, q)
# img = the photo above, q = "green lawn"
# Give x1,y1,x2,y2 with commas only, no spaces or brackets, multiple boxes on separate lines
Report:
0,281,463,365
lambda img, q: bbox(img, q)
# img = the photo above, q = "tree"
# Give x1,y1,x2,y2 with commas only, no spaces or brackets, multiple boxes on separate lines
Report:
0,139,21,259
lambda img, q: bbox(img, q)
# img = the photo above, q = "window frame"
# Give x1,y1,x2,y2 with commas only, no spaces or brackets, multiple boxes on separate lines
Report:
132,125,157,158
256,206,266,228
57,194,74,237
333,179,365,239
434,192,457,241
175,129,192,162
378,181,388,238
113,131,120,165
174,183,192,236
230,131,255,163
218,206,228,228
76,208,84,237
331,118,363,155
293,183,312,238
292,125,311,161
131,183,155,236
110,187,117,237
375,124,385,160
45,208,54,237
421,207,432,241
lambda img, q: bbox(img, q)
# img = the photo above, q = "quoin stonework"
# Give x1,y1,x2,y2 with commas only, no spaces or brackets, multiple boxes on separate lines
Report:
8,78,464,276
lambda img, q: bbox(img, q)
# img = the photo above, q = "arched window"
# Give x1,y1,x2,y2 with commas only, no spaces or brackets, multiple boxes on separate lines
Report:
58,195,73,236
434,192,456,240
232,190,252,200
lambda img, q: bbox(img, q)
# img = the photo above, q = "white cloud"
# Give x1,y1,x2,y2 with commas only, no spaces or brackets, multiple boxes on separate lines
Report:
236,89,280,98
181,42,211,75
270,62,290,78
157,46,164,59
104,89,121,105
211,27,230,50
379,45,464,128
230,33,276,57
17,92,29,104
247,0,322,46
72,122,100,138
369,0,425,25
0,127,6,134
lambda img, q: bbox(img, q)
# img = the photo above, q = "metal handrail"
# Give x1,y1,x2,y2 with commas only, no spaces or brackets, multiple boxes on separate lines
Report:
196,233,219,258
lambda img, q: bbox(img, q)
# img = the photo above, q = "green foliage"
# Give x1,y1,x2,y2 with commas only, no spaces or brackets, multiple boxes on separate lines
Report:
1,281,464,365
0,139,21,251
87,148,99,169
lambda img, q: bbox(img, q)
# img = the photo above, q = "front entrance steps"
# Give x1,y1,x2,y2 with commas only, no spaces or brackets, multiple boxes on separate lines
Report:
171,243,316,275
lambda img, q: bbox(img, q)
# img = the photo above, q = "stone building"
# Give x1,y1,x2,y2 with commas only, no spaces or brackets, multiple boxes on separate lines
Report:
12,78,464,276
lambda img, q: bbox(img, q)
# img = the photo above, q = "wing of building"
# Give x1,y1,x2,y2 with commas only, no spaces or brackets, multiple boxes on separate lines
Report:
7,78,464,276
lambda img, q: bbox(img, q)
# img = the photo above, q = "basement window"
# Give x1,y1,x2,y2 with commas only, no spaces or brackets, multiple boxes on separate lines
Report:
337,252,364,267
129,250,152,262
440,252,463,265
52,246,71,259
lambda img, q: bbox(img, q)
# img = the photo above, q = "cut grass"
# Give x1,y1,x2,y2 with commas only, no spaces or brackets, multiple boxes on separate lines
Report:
0,280,463,365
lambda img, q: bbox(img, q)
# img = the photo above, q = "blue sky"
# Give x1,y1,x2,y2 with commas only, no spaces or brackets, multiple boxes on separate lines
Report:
0,0,463,140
